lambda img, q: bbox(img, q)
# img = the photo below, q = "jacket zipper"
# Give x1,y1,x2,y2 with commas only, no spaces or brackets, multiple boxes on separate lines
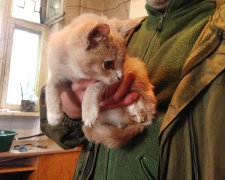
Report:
156,12,167,32
142,11,168,62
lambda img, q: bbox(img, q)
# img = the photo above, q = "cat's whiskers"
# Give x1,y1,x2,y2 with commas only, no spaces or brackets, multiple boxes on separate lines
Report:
111,76,120,84
102,84,110,101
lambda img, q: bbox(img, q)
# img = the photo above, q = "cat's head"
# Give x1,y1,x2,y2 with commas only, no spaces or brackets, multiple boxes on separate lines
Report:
65,14,143,85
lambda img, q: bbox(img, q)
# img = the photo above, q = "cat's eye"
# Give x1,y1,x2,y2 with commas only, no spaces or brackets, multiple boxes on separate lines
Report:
104,60,114,70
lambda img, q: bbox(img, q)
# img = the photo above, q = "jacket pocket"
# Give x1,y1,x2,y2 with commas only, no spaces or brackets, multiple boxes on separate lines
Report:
139,156,158,180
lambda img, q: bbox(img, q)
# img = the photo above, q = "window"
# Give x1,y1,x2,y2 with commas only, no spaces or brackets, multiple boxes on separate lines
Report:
7,27,41,105
12,0,41,23
0,0,48,111
48,0,62,18
41,0,64,26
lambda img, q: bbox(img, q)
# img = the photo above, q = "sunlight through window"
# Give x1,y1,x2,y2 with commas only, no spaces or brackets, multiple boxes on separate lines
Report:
12,0,41,23
7,27,41,105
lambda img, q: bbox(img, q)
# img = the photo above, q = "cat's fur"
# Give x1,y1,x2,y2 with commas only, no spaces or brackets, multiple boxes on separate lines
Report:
46,14,156,148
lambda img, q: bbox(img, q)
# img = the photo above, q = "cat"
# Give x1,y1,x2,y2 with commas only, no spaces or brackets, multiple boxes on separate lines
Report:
46,13,156,148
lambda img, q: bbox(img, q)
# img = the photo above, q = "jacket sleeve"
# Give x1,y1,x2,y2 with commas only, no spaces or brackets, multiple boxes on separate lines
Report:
39,85,86,149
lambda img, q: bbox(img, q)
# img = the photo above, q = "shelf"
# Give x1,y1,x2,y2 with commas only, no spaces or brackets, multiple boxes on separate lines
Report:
0,111,39,117
0,165,37,173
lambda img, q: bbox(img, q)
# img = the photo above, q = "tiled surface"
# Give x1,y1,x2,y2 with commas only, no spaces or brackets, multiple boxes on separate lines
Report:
63,0,130,27
0,116,12,130
103,1,130,19
104,0,130,19
0,116,40,138
103,0,129,10
66,0,81,6
82,7,102,15
83,0,103,10
64,7,81,25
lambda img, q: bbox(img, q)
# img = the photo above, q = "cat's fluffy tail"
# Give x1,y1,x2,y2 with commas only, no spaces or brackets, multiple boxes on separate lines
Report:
82,124,144,148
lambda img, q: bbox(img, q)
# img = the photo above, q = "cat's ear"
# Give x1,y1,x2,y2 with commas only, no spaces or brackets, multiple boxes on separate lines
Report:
87,23,110,51
113,17,144,37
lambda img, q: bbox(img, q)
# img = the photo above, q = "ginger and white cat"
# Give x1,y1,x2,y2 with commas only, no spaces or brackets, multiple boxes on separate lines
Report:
46,14,156,148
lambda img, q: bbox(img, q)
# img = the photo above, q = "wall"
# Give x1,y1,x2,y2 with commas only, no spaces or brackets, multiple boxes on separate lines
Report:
130,0,147,18
103,0,130,20
63,0,131,26
0,115,41,139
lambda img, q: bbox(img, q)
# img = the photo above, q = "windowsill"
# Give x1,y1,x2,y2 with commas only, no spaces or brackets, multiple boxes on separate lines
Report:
0,110,39,117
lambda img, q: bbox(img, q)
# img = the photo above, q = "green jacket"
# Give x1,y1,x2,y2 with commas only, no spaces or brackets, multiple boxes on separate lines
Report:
40,0,225,180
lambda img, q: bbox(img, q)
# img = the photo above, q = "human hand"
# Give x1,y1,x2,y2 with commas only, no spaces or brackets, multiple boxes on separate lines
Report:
60,72,139,119
100,72,139,111
60,79,96,119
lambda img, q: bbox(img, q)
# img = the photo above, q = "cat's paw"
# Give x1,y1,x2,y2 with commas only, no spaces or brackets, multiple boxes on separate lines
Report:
82,108,99,127
127,96,156,125
47,112,63,126
127,101,145,123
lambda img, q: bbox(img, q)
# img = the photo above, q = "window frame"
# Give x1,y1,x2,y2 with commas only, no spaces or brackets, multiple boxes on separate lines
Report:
41,0,64,27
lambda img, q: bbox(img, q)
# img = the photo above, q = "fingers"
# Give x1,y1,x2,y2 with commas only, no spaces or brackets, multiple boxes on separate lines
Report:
111,72,135,101
100,72,137,109
101,91,139,111
61,79,96,119
118,91,139,106
102,81,120,99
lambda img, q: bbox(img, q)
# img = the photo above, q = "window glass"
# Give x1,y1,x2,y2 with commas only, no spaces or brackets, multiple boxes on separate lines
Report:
49,0,62,17
12,0,41,23
6,27,41,105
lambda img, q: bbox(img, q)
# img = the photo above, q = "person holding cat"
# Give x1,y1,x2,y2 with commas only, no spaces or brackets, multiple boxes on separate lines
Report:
40,0,225,179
